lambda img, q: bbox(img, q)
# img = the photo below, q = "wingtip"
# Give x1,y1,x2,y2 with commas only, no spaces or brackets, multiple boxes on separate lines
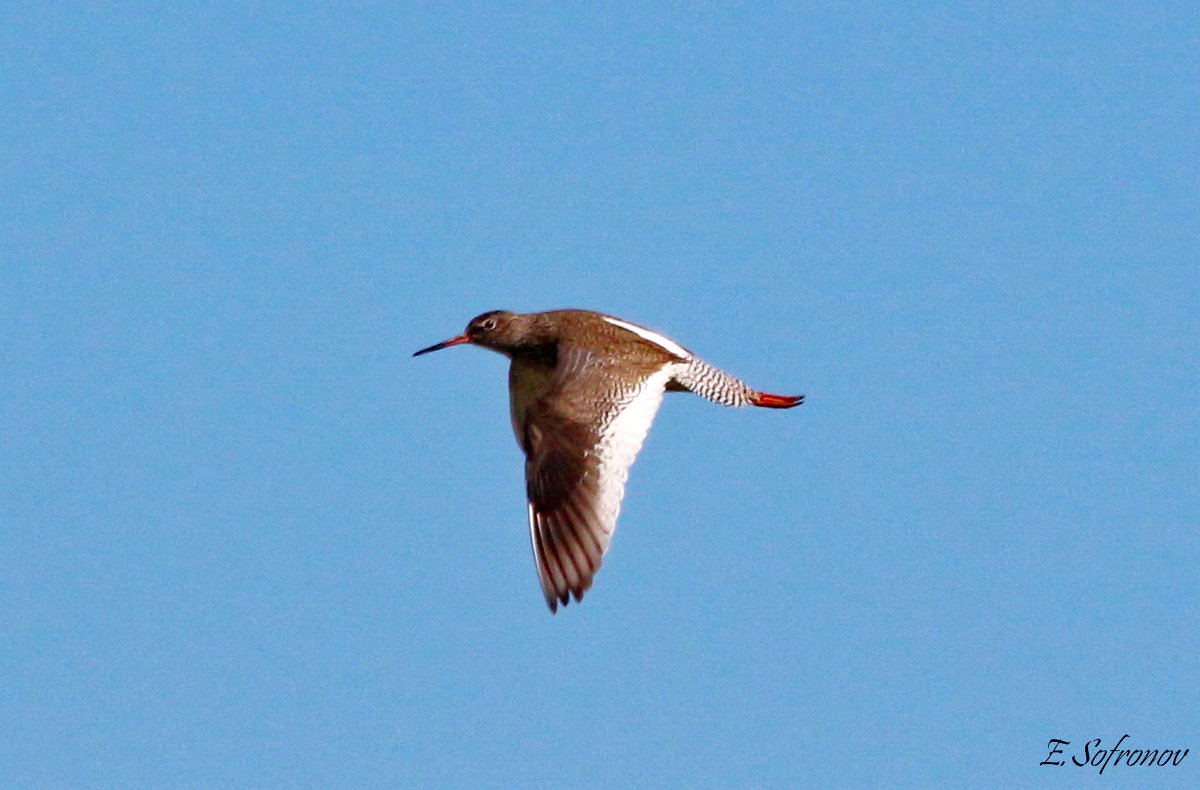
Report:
751,392,804,409
543,587,588,614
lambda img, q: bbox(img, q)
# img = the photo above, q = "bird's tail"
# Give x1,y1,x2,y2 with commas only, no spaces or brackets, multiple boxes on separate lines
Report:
671,358,804,409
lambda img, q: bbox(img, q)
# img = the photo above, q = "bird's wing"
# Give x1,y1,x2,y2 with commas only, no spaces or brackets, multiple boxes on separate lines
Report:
523,346,674,612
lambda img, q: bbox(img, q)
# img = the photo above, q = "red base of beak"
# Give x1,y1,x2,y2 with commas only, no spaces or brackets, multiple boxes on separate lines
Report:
413,334,471,357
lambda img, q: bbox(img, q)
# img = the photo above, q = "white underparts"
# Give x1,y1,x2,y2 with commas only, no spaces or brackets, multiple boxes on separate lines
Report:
593,367,673,539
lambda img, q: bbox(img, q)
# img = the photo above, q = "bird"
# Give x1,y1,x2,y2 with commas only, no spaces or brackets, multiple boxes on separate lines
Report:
413,309,803,612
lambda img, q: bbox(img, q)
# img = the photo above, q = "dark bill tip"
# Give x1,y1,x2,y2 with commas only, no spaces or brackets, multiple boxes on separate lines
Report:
413,334,470,357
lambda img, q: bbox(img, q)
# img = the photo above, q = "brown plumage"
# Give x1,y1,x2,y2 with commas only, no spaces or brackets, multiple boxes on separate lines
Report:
414,309,803,612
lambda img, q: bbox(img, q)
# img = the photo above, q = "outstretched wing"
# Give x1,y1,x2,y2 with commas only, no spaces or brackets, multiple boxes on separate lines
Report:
522,347,674,612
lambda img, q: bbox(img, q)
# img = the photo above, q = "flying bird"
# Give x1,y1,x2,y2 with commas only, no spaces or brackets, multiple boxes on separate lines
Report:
414,309,803,612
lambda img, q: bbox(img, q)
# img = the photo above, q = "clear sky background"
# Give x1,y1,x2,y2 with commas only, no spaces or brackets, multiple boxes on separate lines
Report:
2,3,1197,788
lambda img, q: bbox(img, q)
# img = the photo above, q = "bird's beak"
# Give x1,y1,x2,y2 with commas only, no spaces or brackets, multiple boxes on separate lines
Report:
413,333,470,357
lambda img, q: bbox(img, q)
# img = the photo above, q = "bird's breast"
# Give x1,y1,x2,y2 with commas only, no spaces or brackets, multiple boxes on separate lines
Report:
508,359,557,450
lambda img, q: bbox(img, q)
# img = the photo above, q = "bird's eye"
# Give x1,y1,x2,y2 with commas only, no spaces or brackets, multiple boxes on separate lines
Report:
481,318,497,331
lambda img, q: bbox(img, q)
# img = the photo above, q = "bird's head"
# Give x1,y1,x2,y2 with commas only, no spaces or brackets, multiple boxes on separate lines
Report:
413,310,533,357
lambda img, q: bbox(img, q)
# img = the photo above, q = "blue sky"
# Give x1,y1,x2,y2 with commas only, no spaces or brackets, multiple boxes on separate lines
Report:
3,2,1197,788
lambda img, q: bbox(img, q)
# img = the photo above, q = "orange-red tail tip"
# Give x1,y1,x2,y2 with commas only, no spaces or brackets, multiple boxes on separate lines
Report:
751,392,804,409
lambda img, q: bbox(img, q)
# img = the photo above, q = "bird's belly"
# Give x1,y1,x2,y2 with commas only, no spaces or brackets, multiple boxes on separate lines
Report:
508,362,556,449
